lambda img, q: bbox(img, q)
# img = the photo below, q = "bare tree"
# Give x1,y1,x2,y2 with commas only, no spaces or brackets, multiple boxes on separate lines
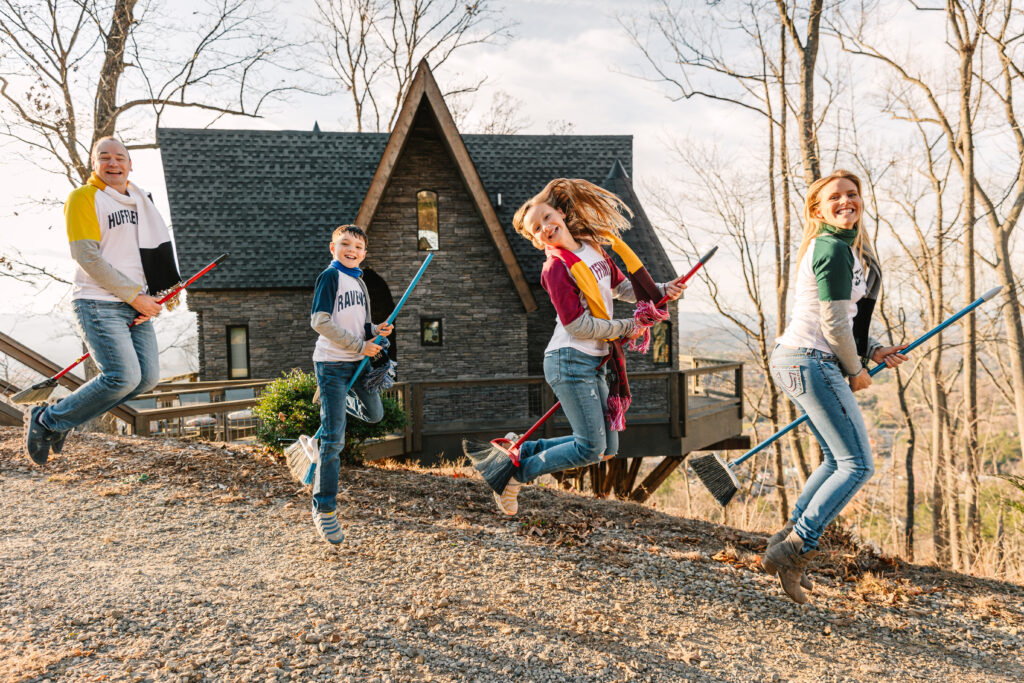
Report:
312,0,512,132
0,0,301,188
472,90,530,135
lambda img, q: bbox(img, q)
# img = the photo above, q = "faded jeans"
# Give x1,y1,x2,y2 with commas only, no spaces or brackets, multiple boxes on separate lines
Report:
769,345,874,550
40,299,159,433
313,360,384,511
514,347,617,484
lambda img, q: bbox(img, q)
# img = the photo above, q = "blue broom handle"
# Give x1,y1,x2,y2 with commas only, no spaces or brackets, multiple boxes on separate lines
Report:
727,286,1002,470
344,252,435,394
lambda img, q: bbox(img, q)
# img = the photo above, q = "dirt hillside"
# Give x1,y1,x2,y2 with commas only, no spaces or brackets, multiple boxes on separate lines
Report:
1,427,1022,682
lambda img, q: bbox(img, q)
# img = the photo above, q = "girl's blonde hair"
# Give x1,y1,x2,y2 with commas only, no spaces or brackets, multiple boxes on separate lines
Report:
796,169,873,264
512,178,633,249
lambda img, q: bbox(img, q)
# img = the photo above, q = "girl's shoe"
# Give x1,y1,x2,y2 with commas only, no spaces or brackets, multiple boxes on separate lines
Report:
763,530,819,604
312,506,344,545
763,521,813,592
493,479,522,516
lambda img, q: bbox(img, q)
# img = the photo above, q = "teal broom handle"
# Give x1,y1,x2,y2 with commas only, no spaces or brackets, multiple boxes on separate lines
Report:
726,286,1002,470
344,252,435,394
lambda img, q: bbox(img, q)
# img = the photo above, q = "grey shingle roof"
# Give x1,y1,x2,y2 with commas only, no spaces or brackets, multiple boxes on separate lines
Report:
158,128,676,289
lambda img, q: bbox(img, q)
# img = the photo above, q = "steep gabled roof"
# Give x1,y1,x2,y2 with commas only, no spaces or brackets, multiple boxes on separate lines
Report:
356,61,535,311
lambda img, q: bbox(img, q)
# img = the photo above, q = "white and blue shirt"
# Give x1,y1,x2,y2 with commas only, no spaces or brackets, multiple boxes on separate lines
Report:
311,266,372,362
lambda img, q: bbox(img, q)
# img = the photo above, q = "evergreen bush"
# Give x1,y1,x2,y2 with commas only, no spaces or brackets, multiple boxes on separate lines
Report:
253,368,407,465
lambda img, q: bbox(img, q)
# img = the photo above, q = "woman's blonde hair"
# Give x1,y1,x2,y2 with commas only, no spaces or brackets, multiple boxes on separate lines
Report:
512,178,633,249
796,169,873,264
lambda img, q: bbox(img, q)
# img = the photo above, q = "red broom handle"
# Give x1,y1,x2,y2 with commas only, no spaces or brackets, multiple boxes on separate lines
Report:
50,253,230,382
509,247,717,451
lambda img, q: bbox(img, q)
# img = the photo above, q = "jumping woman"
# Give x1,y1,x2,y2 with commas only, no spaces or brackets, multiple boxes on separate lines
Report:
765,169,907,603
467,178,684,516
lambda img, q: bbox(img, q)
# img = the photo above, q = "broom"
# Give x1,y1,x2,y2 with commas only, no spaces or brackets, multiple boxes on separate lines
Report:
11,253,230,405
690,285,1004,506
464,246,718,493
284,253,434,485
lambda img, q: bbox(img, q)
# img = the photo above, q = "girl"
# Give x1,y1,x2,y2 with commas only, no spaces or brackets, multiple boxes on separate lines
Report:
765,170,907,603
473,178,684,516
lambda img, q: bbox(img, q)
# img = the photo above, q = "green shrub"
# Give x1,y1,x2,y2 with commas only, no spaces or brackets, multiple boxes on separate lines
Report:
254,369,319,451
253,368,407,465
998,474,1024,515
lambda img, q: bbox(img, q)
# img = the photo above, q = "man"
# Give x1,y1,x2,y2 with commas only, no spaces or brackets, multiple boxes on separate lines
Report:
24,137,179,464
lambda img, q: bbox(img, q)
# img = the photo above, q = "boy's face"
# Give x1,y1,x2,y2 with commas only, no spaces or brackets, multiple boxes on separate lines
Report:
330,232,367,268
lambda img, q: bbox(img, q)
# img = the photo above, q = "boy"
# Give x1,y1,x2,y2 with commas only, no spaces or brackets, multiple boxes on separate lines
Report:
309,224,393,544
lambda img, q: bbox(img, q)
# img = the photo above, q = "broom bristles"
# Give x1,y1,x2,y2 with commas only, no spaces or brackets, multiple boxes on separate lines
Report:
462,438,515,494
11,378,58,405
284,434,317,486
689,452,740,506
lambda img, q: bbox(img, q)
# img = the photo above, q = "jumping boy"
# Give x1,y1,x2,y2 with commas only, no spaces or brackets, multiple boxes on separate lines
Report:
309,224,393,545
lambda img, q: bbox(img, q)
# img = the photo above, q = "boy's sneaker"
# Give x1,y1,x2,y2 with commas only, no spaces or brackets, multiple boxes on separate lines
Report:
24,406,52,465
493,478,522,516
312,506,344,545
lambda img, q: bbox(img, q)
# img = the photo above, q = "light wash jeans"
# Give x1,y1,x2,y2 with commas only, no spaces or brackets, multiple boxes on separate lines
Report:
769,345,875,550
313,360,384,511
514,347,617,484
39,299,159,433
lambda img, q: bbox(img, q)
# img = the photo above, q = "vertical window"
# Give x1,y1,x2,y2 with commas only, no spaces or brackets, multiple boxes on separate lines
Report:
227,325,250,378
417,190,438,250
652,321,671,366
421,318,442,346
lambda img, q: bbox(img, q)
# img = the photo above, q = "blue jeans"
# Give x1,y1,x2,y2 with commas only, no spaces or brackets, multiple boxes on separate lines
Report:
770,345,874,550
39,300,159,433
313,360,384,511
514,347,617,484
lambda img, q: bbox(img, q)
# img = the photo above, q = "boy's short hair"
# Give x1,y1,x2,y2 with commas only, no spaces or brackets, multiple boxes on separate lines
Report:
332,224,367,246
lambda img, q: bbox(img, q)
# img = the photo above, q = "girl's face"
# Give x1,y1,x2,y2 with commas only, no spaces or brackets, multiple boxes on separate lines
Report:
522,202,579,251
812,177,862,230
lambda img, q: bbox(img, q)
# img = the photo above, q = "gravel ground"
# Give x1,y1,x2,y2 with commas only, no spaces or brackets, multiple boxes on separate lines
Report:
1,427,1022,683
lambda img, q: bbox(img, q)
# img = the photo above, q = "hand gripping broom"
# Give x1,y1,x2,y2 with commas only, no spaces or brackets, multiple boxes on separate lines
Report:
284,253,434,485
463,246,718,494
689,285,1004,506
11,253,231,405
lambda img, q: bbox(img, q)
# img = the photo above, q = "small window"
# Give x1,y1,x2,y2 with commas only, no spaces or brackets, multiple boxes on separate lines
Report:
227,325,250,378
651,321,671,365
421,318,442,346
417,190,438,250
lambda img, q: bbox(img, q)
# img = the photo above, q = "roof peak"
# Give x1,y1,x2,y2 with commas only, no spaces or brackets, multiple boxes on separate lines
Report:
604,158,630,182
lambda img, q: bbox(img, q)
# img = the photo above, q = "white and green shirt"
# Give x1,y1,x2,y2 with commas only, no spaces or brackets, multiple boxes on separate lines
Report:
777,225,882,375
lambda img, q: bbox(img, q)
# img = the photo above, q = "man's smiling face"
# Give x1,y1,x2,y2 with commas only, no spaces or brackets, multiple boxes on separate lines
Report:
92,139,132,193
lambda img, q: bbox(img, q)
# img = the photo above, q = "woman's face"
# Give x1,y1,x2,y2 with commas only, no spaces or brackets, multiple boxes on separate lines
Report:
813,177,862,230
522,202,578,251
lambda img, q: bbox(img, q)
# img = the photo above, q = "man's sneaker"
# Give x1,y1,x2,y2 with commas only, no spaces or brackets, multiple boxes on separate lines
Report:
24,406,52,465
48,429,70,455
493,478,522,516
312,506,344,545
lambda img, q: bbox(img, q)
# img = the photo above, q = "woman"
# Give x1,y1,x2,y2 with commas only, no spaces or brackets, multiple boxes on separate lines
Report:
766,169,907,604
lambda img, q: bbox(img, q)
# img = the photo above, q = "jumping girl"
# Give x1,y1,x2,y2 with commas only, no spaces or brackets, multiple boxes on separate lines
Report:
469,178,684,516
765,169,907,603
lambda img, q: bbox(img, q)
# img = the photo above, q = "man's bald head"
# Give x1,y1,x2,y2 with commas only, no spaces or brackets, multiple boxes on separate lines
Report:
90,136,132,194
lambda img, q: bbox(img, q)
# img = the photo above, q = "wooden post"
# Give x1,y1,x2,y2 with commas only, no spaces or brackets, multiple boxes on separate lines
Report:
628,456,684,503
541,383,557,438
402,383,413,452
669,373,681,439
735,366,744,419
680,373,689,437
621,457,643,498
412,384,423,452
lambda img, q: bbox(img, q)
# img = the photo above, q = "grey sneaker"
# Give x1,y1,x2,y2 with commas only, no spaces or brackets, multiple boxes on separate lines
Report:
493,479,522,516
764,521,813,592
48,429,70,454
763,530,819,604
312,506,344,545
24,406,52,465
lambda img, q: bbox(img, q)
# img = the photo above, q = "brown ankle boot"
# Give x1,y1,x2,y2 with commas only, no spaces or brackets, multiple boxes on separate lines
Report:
763,530,819,604
763,522,813,592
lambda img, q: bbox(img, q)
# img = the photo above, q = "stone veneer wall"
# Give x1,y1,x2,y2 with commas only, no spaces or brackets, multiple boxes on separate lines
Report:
359,106,529,380
192,289,315,380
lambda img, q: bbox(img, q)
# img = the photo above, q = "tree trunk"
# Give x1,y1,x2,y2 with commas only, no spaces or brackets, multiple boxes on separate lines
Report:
93,0,138,151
